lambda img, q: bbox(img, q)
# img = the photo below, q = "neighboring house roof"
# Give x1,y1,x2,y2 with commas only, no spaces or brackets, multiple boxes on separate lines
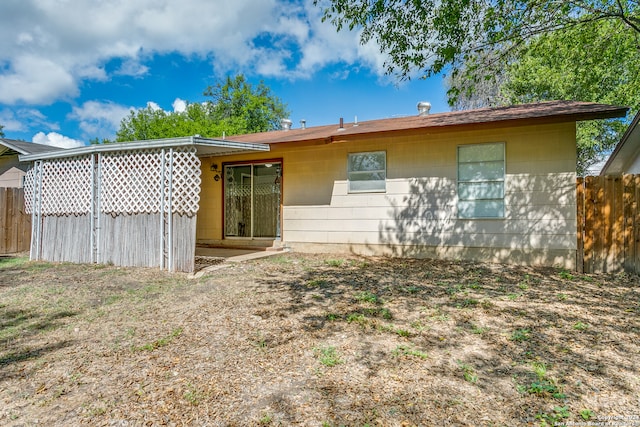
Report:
19,136,270,162
228,100,628,145
600,110,640,176
0,138,61,158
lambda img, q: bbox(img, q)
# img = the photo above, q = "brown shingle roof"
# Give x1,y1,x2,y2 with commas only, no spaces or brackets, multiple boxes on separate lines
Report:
227,100,628,145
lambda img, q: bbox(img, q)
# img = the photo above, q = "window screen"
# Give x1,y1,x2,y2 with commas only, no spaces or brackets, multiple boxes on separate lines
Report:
458,143,505,218
348,151,386,193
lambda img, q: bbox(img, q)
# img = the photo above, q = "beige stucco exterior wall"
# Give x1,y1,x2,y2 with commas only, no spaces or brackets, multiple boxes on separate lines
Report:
197,121,577,267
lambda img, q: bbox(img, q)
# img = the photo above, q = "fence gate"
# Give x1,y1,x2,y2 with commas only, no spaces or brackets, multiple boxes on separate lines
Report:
577,174,640,274
0,187,31,254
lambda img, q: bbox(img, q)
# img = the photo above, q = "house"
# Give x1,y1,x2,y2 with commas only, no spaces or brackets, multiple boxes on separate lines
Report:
0,138,60,187
20,100,627,272
599,110,640,175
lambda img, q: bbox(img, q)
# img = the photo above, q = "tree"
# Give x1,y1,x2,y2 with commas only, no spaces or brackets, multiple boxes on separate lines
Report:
316,1,639,102
450,19,640,174
0,124,4,138
114,75,289,142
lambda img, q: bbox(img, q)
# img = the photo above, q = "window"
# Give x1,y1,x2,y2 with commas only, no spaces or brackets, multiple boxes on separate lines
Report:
348,151,386,193
457,143,505,218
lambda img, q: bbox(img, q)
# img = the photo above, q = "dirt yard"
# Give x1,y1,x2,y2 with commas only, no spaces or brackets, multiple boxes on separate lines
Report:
1,253,639,426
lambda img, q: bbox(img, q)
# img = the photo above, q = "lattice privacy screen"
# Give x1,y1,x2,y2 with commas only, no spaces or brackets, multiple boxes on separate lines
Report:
24,147,201,216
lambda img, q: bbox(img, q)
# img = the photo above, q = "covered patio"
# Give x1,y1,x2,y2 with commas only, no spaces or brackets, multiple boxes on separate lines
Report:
20,136,269,273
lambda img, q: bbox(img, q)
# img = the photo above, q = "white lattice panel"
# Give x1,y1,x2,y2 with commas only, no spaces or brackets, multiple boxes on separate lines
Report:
23,157,93,215
25,147,201,216
100,147,201,215
101,150,163,214
23,167,36,214
163,148,201,214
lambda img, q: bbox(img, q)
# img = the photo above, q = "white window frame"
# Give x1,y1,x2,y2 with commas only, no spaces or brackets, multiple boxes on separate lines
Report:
347,151,387,193
457,142,505,219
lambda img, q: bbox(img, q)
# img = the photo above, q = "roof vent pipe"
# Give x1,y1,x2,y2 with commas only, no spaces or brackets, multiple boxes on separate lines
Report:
300,119,306,129
417,101,431,116
280,118,293,130
338,117,344,130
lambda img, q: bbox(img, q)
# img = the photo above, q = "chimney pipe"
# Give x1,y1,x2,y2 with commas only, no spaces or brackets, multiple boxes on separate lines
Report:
338,117,344,130
300,119,306,129
417,101,431,116
280,118,292,130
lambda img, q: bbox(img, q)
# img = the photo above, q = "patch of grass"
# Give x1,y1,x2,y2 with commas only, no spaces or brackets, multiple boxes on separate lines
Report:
510,328,531,342
456,298,479,308
346,313,367,326
579,409,594,420
132,328,183,352
356,291,383,304
526,362,565,399
0,256,30,269
265,255,292,264
403,286,420,294
507,293,522,300
258,413,273,425
470,324,487,335
557,293,569,301
306,278,327,288
457,361,478,384
324,259,345,267
395,328,411,337
325,313,340,321
446,284,464,296
183,383,206,406
535,406,570,426
392,345,428,360
314,346,342,367
559,270,574,280
573,321,589,331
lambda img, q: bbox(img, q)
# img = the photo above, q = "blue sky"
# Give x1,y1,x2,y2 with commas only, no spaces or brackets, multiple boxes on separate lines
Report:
0,0,449,148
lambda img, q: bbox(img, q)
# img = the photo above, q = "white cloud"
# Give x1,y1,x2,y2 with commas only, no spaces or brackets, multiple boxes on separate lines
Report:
0,55,78,104
0,108,59,133
0,0,388,106
68,100,132,138
115,59,149,77
32,132,85,149
172,98,187,113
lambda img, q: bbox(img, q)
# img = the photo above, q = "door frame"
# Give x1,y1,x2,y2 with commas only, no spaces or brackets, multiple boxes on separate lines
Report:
221,158,283,240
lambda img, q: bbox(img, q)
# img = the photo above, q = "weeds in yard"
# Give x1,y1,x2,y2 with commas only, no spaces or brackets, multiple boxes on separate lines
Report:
356,291,382,304
346,313,367,326
314,346,342,367
183,383,205,406
456,298,479,308
535,406,569,426
132,328,183,352
557,293,568,301
324,259,345,267
457,361,478,384
526,362,565,399
510,328,531,342
392,345,428,360
559,270,574,280
573,321,589,331
470,324,487,335
579,409,594,420
325,313,340,321
0,256,29,269
258,413,273,425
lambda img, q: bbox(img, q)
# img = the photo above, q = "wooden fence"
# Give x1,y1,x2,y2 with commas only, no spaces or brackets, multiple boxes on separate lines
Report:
577,174,640,274
0,187,31,254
